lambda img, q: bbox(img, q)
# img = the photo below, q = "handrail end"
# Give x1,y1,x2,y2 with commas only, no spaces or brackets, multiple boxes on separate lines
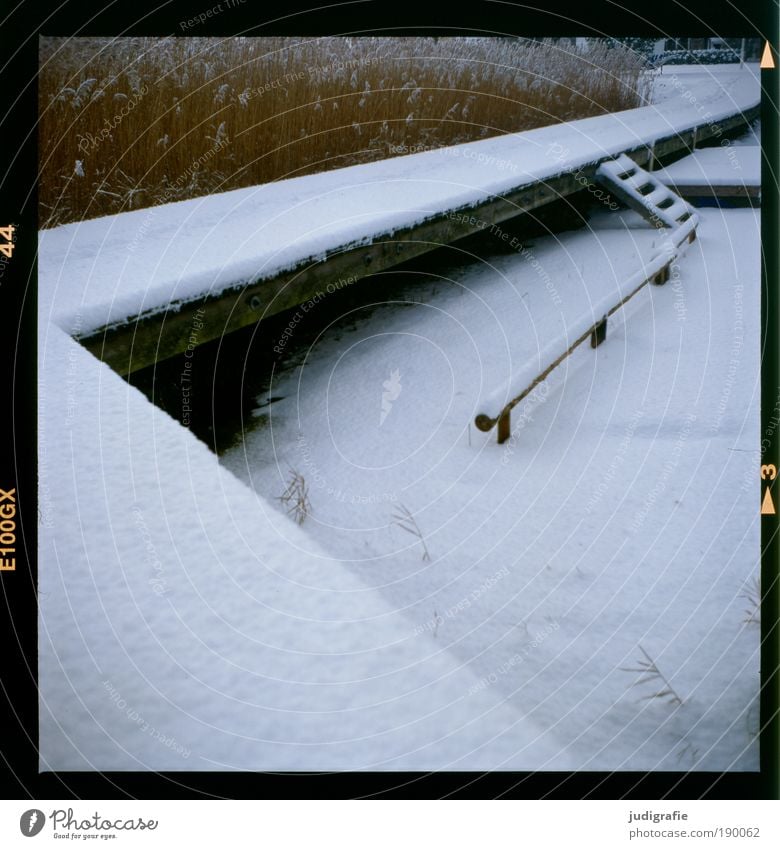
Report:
475,414,495,432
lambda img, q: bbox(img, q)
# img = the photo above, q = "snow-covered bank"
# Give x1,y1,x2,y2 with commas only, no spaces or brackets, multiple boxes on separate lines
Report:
38,67,759,337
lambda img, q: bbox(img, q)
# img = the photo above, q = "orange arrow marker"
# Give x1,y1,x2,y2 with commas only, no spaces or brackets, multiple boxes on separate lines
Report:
761,487,775,515
760,41,775,69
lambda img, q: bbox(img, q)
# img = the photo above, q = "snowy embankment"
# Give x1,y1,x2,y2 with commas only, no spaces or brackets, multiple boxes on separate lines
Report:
38,67,759,337
223,204,761,771
39,324,572,771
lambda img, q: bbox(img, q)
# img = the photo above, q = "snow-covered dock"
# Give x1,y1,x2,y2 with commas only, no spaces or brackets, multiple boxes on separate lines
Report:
655,145,761,200
38,66,759,375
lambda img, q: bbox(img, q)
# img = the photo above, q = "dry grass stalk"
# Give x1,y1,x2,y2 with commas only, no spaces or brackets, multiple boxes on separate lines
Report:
277,468,311,525
620,645,683,706
392,502,431,561
740,575,761,625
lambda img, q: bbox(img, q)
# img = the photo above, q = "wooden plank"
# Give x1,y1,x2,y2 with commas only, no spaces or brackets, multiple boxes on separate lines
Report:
662,183,761,199
77,104,759,376
77,168,602,376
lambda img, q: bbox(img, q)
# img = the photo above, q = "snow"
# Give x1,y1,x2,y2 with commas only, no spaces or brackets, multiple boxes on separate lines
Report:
221,205,760,770
38,66,759,337
38,324,577,771
651,64,759,105
655,147,761,187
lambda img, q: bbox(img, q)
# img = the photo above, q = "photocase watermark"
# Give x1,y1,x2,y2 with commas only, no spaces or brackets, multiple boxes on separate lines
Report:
546,141,621,212
272,274,359,355
500,381,550,464
414,565,510,637
19,809,46,837
653,228,689,322
179,0,246,31
158,134,231,205
131,503,168,596
667,73,756,170
669,261,687,322
446,210,563,306
668,75,734,143
307,54,384,82
710,284,744,435
388,141,522,174
236,55,385,106
76,84,149,156
467,619,559,695
518,243,564,307
127,208,157,254
38,384,56,529
295,433,397,504
448,209,525,248
380,368,402,425
103,679,189,758
586,407,645,514
180,307,206,429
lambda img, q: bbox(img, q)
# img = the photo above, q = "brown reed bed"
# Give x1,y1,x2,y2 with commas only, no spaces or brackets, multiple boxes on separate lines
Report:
39,37,652,228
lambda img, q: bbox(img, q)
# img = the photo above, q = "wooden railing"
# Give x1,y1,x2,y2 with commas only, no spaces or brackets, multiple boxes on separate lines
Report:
474,215,698,444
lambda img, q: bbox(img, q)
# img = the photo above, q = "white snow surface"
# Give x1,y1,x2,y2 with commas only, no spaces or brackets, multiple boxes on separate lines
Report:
39,67,761,773
38,66,758,336
222,206,761,771
655,147,761,187
38,324,575,771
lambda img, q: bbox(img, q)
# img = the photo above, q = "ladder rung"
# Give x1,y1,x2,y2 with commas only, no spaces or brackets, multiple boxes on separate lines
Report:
595,155,694,234
647,187,670,205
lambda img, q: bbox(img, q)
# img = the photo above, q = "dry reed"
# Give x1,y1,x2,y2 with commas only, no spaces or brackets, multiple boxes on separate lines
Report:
39,36,652,227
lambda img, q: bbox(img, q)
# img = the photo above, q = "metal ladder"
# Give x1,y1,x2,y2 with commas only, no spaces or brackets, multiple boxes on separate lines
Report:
596,153,697,233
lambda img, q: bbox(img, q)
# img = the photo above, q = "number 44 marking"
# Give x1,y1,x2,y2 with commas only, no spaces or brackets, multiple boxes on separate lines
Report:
0,225,15,258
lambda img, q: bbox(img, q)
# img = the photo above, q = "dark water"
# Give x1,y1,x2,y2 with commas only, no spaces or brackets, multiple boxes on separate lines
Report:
126,193,596,454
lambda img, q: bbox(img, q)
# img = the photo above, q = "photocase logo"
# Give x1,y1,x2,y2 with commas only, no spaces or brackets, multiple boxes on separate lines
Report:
20,809,45,837
380,368,402,426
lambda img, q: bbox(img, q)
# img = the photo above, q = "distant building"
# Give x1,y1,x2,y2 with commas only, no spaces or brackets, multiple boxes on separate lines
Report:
663,37,762,60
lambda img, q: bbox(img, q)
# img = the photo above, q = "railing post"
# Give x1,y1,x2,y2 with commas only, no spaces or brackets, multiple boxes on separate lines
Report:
653,264,671,285
590,315,608,348
497,410,511,444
